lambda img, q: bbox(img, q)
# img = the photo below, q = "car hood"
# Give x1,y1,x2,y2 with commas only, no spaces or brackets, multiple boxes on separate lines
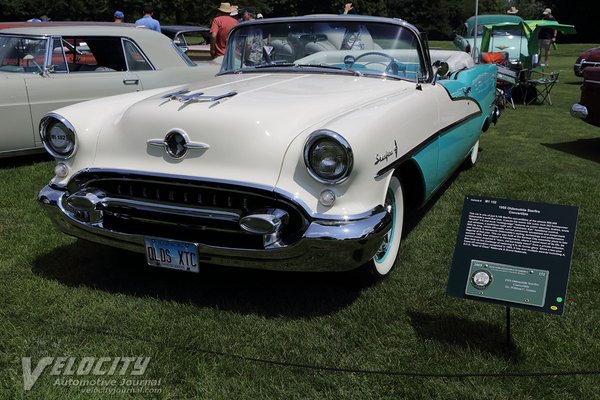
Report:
577,47,600,62
93,73,412,189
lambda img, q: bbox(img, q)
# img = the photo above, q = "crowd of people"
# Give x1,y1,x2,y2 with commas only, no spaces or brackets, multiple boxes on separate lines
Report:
209,2,263,61
26,2,562,65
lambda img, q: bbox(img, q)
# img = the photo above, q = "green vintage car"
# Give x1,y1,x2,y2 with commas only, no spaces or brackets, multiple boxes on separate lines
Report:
454,14,528,64
480,20,576,69
0,24,218,158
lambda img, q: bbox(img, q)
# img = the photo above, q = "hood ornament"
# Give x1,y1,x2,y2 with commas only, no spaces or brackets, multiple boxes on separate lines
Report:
147,129,210,159
161,89,237,105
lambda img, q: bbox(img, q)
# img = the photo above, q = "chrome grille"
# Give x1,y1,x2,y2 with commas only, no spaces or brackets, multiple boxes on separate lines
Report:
67,172,308,249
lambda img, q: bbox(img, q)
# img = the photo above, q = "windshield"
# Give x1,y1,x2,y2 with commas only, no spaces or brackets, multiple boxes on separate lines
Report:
221,20,424,81
0,35,49,73
472,26,524,37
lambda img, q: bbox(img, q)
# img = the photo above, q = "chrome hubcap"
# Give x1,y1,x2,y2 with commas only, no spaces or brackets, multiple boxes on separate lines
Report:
375,189,394,261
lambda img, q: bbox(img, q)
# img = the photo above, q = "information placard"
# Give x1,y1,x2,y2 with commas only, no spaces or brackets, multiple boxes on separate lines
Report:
447,196,578,314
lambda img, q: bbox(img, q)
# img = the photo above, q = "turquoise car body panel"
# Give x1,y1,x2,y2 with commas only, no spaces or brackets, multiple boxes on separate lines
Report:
411,63,497,200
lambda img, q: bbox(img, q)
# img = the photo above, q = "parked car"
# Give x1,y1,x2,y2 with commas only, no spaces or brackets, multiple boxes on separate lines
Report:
454,14,528,63
478,19,575,70
571,66,600,127
161,25,211,61
37,15,499,278
574,46,600,77
0,24,218,158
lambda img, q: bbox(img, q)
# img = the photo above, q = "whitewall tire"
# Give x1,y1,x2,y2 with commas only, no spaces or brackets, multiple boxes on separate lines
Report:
361,175,404,278
463,139,479,169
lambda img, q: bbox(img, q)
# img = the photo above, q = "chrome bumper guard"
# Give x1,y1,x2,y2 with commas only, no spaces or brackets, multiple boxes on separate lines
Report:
571,103,589,120
38,184,392,272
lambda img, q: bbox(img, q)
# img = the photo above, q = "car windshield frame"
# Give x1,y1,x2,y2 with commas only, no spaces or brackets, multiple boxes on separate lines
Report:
0,34,50,73
219,17,429,83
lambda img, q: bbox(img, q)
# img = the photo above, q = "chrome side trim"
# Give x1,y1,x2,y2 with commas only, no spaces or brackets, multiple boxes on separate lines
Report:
374,110,482,178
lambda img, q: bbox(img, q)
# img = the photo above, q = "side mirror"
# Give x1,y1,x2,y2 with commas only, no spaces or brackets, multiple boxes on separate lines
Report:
23,54,46,75
43,65,55,76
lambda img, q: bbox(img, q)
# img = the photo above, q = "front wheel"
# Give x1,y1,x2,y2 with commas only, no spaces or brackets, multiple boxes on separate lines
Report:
357,176,404,280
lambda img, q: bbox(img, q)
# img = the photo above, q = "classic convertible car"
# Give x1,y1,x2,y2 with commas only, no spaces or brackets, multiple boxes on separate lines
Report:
0,24,218,158
38,15,499,278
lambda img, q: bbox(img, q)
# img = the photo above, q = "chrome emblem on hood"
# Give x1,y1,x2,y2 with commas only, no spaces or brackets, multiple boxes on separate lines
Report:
161,89,238,105
147,130,210,159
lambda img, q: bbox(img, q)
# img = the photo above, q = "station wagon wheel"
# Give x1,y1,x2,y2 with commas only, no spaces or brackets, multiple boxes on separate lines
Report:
356,175,404,281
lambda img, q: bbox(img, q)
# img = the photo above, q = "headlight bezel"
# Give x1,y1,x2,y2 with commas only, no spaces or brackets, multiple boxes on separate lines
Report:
303,130,353,185
39,113,77,159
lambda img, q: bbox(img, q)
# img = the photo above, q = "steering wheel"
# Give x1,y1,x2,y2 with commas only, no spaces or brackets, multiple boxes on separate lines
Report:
350,51,403,75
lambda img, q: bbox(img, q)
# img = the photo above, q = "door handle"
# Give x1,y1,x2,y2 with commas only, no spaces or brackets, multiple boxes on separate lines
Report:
123,79,139,85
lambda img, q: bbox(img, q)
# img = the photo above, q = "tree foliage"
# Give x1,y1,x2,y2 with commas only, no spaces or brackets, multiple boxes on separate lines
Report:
0,0,598,42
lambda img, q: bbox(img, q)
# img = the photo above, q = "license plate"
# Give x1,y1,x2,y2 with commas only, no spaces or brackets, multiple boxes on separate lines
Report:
144,237,200,273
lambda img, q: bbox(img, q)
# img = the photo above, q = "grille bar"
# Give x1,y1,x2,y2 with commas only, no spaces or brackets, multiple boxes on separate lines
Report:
66,174,308,249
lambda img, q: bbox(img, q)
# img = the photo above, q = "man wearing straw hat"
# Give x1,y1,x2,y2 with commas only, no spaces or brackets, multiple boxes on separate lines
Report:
210,2,238,61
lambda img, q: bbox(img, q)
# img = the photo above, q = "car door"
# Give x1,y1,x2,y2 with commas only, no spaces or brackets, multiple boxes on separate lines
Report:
24,36,141,147
0,75,37,154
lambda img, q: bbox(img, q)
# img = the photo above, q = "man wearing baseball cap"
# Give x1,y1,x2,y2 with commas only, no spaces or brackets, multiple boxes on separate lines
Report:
538,8,557,66
114,10,125,23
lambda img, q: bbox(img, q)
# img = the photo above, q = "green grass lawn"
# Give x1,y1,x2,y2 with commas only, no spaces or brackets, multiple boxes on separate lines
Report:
1,43,599,399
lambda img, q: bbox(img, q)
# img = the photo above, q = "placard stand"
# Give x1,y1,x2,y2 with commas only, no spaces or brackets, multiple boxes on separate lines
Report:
505,306,512,354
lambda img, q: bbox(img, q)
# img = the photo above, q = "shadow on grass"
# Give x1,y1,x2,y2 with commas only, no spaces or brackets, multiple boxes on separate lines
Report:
30,153,477,319
32,241,362,318
542,137,600,164
0,152,51,168
407,310,523,362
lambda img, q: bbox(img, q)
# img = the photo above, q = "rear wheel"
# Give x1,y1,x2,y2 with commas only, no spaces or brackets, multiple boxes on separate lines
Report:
463,139,479,169
357,176,404,281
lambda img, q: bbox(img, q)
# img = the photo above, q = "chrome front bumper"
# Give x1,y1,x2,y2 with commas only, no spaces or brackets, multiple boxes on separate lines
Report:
571,103,589,120
38,184,392,272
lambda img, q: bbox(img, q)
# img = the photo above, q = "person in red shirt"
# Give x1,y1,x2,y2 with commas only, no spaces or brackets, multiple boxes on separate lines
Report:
210,3,238,60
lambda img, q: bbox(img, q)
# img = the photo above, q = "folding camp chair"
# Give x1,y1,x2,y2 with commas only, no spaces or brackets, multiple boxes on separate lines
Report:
525,70,560,105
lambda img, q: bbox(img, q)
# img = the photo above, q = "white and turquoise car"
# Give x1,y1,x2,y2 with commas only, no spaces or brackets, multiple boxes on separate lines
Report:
38,15,499,279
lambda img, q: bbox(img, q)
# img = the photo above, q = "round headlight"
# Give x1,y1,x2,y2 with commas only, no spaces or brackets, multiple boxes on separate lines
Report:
304,130,353,184
39,113,76,159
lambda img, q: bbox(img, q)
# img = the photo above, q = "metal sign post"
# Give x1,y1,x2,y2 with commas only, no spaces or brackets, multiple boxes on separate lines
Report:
472,0,479,62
